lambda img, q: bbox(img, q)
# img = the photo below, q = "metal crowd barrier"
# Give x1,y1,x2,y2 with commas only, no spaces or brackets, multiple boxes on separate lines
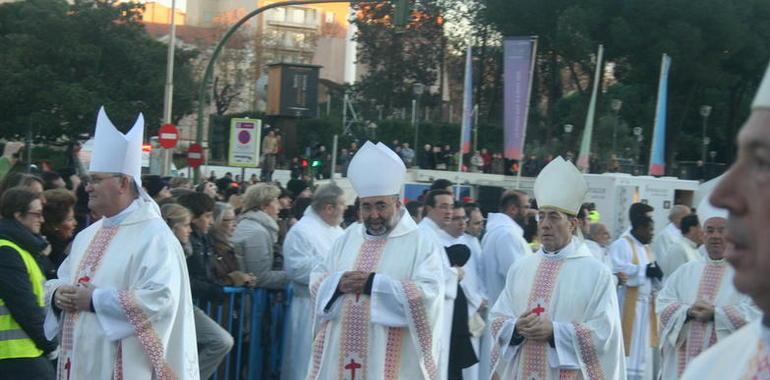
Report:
196,287,292,380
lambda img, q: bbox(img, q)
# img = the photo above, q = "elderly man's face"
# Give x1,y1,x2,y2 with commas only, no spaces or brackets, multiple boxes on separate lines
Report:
360,195,401,236
703,217,727,260
711,109,770,303
538,208,576,252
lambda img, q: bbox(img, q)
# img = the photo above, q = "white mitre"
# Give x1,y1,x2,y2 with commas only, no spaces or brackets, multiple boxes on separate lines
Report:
697,177,728,226
534,156,587,216
347,141,406,198
89,106,145,187
752,60,770,109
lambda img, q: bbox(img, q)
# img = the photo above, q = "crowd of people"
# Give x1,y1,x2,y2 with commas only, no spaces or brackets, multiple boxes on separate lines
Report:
1,63,769,380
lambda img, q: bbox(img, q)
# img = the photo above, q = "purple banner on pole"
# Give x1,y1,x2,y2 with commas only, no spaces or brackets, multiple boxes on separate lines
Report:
503,37,535,160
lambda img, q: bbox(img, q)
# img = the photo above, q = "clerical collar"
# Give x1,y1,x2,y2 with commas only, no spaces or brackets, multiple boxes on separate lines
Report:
102,199,140,226
705,255,726,264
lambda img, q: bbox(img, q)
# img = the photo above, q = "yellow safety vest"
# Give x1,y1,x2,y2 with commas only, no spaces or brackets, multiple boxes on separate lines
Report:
0,239,45,359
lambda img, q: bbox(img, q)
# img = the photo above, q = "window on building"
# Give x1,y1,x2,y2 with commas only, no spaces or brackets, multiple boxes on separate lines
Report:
290,8,305,24
325,12,335,24
270,8,286,22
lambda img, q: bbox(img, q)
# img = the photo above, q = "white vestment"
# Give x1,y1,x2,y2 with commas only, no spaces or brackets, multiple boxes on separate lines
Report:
307,211,445,380
418,217,460,380
681,318,770,380
609,232,661,380
435,231,487,380
651,223,681,273
44,200,199,379
479,213,531,380
656,258,760,379
480,213,532,306
488,238,626,380
281,208,344,380
658,237,702,283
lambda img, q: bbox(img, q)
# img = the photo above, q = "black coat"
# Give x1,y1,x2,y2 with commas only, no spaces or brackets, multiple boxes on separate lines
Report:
0,218,58,355
186,226,225,303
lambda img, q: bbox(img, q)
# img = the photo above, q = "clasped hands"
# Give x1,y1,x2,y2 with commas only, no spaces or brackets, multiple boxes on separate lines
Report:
54,283,96,313
338,271,372,294
687,300,715,322
514,309,554,342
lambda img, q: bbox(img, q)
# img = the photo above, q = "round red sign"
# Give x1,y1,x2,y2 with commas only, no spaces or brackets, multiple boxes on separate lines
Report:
158,123,179,149
187,143,204,168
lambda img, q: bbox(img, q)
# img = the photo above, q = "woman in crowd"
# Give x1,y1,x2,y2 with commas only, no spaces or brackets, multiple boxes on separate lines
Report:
210,202,255,286
232,183,287,289
41,189,77,270
0,188,57,378
0,172,44,195
160,203,192,256
196,180,219,200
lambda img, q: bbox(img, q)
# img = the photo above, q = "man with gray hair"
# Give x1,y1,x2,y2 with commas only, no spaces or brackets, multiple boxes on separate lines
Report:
281,184,346,380
652,204,691,269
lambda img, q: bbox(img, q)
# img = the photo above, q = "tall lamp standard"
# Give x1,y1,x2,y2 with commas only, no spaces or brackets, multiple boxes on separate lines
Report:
610,99,623,157
633,126,643,165
563,123,574,152
412,83,425,151
700,105,712,164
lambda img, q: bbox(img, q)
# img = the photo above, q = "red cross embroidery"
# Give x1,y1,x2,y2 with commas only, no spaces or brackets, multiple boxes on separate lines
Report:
77,276,90,284
345,358,362,380
532,303,545,316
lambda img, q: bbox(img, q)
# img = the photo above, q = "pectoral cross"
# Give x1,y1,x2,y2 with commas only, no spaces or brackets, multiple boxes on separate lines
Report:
64,358,71,380
345,358,362,380
532,303,545,316
355,293,361,302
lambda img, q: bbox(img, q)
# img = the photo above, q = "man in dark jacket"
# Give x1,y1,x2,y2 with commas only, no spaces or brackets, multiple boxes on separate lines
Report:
177,192,234,379
0,188,57,379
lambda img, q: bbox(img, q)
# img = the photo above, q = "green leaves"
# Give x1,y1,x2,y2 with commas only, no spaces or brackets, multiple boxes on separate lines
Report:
0,0,197,140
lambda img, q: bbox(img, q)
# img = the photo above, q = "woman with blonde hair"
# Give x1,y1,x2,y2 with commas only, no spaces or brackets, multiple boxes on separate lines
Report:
160,203,193,256
232,183,287,289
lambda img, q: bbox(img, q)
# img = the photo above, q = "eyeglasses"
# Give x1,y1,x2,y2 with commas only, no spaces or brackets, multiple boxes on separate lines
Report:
25,211,43,219
86,174,123,185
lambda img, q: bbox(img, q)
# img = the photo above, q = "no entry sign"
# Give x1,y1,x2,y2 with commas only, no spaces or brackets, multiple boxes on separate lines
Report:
158,123,179,149
187,143,204,168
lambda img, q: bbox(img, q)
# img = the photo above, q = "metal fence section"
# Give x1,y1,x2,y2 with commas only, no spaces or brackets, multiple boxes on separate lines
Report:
197,287,291,380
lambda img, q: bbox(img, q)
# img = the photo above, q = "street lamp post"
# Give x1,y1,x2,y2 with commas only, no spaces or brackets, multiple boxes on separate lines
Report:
412,83,425,151
610,99,623,157
700,105,712,164
563,123,573,153
633,126,643,166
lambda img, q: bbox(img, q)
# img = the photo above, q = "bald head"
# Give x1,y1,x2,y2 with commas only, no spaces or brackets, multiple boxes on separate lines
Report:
588,223,610,247
669,205,691,228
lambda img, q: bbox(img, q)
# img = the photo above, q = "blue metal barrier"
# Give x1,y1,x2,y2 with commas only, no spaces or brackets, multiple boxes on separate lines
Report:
197,287,292,380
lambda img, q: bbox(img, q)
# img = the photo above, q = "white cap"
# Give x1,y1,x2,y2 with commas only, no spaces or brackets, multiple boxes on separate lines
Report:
348,141,406,198
534,156,587,216
752,61,770,110
696,177,727,226
89,107,144,187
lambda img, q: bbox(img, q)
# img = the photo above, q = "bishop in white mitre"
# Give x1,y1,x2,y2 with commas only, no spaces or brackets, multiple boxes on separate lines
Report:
609,204,662,380
657,180,760,379
307,141,445,380
44,107,199,379
682,61,770,380
488,157,625,380
281,184,345,380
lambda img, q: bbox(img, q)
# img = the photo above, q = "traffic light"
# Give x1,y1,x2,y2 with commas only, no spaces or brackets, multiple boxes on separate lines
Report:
301,159,309,168
393,0,410,27
311,160,322,168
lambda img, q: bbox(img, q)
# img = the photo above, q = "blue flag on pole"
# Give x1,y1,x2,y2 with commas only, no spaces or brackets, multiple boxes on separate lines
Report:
649,54,671,176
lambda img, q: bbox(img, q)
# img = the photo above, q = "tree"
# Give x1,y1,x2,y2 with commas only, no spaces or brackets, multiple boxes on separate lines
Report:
351,0,446,117
0,0,198,139
479,0,770,168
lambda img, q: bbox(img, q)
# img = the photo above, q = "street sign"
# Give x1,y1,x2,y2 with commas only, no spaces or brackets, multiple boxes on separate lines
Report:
158,123,179,149
228,118,262,167
187,143,204,168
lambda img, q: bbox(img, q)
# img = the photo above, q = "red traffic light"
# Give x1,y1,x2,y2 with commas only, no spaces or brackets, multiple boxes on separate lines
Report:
301,159,309,168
